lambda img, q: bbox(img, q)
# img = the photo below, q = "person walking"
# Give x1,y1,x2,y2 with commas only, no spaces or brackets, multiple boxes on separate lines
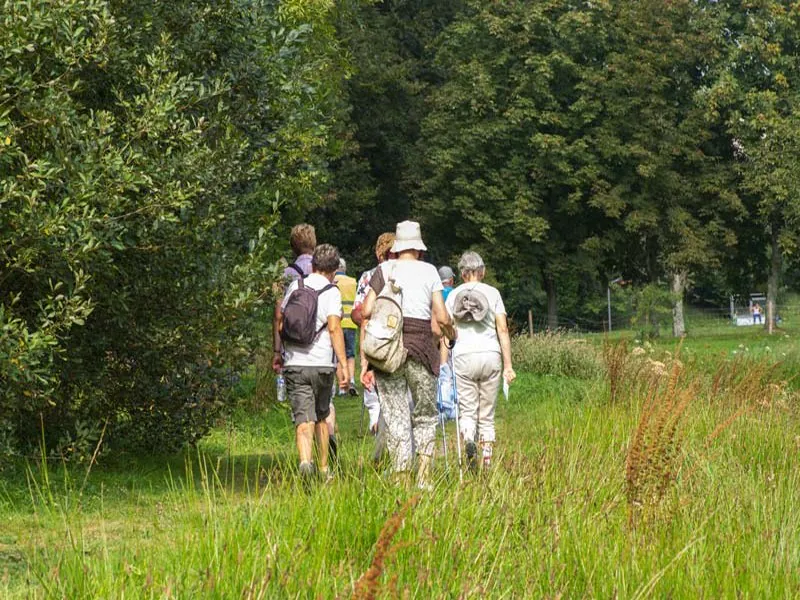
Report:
352,232,409,462
438,266,455,301
446,251,515,471
272,224,340,463
278,244,349,482
334,258,359,396
272,223,316,374
352,233,396,437
361,221,456,488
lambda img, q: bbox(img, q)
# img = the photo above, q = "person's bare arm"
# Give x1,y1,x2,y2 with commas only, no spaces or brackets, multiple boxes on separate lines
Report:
361,288,377,320
328,315,348,388
359,318,375,390
272,296,284,373
431,317,449,364
351,304,364,327
496,313,516,384
432,290,456,341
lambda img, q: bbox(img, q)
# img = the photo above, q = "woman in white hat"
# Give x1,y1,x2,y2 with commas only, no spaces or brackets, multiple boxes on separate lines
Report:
360,221,456,488
445,251,515,471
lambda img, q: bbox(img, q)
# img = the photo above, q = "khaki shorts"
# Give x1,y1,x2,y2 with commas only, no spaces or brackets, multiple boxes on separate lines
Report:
285,366,335,425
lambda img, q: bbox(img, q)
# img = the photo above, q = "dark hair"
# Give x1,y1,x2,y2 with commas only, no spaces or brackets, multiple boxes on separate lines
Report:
312,244,340,274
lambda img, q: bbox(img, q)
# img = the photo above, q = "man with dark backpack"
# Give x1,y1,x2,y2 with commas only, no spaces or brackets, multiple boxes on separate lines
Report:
272,223,316,372
278,244,349,483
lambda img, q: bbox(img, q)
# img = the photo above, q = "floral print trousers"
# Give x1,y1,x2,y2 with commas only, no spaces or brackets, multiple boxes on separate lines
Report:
375,359,438,473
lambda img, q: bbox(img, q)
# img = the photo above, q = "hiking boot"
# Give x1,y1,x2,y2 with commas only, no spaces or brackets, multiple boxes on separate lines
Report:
465,440,478,473
320,468,335,485
298,461,316,488
481,442,493,472
417,480,434,492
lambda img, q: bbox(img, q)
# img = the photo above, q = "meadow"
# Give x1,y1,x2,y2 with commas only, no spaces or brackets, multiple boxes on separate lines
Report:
1,323,799,598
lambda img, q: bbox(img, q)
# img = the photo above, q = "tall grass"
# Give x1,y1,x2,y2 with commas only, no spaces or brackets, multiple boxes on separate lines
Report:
512,331,603,379
625,360,693,525
3,339,800,597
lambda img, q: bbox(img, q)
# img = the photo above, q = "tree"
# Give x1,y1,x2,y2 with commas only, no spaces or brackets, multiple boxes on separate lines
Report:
309,0,465,273
414,0,613,328
586,0,742,337
0,0,351,454
708,0,800,334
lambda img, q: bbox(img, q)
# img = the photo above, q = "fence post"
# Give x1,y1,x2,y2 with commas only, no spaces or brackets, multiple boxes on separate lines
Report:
528,309,533,338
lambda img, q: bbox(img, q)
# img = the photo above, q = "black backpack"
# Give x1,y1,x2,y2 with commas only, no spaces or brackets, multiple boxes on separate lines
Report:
280,267,336,346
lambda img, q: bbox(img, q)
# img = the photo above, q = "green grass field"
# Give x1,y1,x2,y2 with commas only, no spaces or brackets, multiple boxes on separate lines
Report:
2,327,799,598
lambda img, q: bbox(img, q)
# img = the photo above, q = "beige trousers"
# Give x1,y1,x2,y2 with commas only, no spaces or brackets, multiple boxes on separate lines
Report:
454,352,502,443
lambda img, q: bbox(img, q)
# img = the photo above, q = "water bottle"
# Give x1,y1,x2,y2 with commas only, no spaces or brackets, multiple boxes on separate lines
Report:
276,372,286,403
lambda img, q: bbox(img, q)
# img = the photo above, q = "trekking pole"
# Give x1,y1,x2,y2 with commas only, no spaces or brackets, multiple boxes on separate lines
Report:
437,378,449,469
359,398,366,437
451,356,463,483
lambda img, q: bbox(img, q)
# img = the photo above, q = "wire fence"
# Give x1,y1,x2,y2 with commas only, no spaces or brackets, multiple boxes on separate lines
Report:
518,303,800,336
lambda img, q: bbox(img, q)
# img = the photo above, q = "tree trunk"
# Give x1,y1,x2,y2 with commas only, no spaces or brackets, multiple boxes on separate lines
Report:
767,224,781,335
671,271,688,337
545,275,558,330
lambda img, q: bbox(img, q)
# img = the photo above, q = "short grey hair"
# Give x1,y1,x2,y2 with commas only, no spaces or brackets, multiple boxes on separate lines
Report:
458,251,485,277
313,244,340,274
338,258,346,272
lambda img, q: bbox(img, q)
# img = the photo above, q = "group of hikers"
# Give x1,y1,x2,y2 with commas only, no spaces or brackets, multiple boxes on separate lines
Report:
271,220,515,489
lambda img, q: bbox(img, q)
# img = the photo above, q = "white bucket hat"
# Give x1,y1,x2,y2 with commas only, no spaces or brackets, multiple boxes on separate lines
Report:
390,220,427,253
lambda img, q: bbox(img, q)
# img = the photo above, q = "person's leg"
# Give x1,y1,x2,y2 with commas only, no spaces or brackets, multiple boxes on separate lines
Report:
285,368,317,474
312,368,335,475
336,361,347,395
296,422,315,463
374,411,387,463
314,421,330,473
454,354,480,468
326,403,336,437
347,357,356,389
406,360,438,487
375,366,414,475
476,353,502,470
344,329,357,395
326,402,338,466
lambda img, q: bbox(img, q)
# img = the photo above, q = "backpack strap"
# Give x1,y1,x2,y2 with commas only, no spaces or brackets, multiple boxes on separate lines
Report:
315,283,338,335
288,263,306,282
385,263,403,301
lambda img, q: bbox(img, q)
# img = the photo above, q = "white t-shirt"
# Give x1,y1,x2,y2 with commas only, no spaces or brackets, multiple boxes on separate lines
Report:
371,260,443,319
446,282,506,357
281,273,342,367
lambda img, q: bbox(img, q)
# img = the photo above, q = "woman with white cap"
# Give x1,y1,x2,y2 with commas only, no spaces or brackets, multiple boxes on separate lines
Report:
446,251,515,471
361,221,456,488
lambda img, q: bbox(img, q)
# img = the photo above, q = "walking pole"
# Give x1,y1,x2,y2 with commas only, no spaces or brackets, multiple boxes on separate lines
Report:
437,379,449,469
451,356,463,483
359,398,366,437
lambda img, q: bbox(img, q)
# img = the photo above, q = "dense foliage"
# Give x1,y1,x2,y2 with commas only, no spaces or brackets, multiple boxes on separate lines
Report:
1,0,349,455
316,0,799,333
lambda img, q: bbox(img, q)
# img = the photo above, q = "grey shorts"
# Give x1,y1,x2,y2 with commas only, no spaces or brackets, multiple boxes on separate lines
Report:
285,366,335,425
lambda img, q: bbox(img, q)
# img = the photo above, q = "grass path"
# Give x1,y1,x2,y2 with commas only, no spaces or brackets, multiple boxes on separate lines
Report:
2,339,800,597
